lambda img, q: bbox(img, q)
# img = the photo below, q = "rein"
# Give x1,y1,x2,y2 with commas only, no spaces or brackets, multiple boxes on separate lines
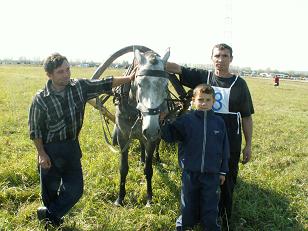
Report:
97,95,118,153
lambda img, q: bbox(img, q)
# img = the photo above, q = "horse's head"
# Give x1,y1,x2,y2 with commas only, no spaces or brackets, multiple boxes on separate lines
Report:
133,49,170,141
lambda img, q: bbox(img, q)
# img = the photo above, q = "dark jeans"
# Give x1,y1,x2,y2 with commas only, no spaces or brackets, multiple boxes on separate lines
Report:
219,151,241,220
178,171,220,231
40,140,84,219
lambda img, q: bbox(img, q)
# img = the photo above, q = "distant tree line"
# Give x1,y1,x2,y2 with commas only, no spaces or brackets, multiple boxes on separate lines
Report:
1,58,307,77
0,58,131,69
183,63,308,79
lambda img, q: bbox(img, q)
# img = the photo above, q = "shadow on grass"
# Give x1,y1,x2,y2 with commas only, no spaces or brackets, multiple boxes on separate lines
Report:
43,225,83,231
152,162,305,231
61,227,83,231
231,178,305,231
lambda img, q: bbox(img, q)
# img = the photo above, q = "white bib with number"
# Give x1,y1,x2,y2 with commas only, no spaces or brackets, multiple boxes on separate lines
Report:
207,73,241,134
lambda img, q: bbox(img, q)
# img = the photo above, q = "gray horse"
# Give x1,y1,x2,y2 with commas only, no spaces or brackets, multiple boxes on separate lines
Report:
114,49,170,206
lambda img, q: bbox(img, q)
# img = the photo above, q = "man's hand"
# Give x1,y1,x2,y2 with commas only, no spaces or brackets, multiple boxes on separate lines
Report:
220,175,226,185
128,65,138,81
33,138,51,169
165,62,182,74
242,144,251,164
112,65,138,87
38,151,51,169
159,112,168,121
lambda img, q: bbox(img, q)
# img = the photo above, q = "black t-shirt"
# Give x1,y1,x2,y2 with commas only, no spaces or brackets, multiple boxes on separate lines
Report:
180,67,254,153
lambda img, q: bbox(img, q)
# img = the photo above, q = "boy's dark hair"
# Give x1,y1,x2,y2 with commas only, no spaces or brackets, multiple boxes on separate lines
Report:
211,43,233,58
193,84,215,99
43,53,68,74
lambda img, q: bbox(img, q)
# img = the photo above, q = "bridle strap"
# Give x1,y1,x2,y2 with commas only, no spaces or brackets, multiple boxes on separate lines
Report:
136,101,166,116
147,108,161,115
137,70,169,78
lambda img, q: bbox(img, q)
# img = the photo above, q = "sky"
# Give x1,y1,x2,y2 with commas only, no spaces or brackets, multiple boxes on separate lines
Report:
1,0,308,72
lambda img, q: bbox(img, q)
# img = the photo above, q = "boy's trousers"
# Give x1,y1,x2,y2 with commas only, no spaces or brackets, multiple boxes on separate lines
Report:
40,139,84,219
180,170,221,231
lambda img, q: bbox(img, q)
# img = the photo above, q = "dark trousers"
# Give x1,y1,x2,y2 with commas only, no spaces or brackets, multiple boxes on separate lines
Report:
219,151,240,220
40,140,84,219
178,171,220,231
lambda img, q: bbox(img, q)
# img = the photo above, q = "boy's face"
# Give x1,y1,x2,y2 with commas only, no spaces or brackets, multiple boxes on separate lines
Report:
192,92,215,111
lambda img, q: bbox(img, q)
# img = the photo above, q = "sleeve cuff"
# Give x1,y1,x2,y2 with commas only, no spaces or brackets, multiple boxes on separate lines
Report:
29,127,43,139
104,76,114,93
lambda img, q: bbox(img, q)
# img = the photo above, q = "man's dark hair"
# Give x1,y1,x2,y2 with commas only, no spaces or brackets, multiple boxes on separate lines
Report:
211,43,233,58
193,84,215,99
43,53,68,74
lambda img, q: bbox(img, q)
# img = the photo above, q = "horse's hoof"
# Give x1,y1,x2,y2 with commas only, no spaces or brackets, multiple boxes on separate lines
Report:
145,200,152,207
114,198,124,207
160,163,167,168
155,155,161,163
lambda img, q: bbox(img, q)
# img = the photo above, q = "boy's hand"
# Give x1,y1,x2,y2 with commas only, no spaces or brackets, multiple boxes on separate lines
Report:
159,112,168,121
219,175,226,185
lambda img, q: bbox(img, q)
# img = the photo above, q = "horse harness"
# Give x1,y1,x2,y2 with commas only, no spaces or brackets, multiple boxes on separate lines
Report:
98,68,191,152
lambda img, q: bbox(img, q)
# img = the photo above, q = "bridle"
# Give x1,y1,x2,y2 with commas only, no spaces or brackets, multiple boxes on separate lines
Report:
135,69,170,116
110,69,169,152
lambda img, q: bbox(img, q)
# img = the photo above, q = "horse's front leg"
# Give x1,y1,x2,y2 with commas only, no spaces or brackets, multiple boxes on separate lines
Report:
140,141,145,163
154,139,161,163
142,140,160,164
144,143,156,207
114,132,129,206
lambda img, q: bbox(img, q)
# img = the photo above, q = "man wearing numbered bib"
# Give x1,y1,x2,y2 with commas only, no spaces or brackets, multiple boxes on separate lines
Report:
166,43,254,229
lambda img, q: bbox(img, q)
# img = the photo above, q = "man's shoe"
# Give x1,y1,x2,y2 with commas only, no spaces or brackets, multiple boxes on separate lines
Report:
37,206,48,221
52,216,64,227
47,212,64,227
37,208,64,228
45,218,64,229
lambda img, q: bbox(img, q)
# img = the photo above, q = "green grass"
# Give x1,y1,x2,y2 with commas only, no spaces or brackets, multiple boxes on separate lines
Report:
0,65,307,230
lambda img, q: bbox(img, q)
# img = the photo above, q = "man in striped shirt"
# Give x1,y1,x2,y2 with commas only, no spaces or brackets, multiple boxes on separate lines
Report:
29,53,135,227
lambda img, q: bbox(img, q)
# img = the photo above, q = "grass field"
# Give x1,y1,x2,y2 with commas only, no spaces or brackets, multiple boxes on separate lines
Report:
0,65,307,231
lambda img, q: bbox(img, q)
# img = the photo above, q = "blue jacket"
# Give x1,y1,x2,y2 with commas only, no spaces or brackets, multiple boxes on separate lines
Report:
161,110,229,174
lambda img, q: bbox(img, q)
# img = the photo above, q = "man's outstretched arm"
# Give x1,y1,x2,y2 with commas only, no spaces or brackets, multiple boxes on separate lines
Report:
165,62,182,74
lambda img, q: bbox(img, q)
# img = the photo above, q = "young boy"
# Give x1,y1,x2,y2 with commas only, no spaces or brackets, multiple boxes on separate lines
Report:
161,84,230,231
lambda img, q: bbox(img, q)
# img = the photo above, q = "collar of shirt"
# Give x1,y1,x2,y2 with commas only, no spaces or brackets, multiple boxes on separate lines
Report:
193,109,214,118
43,79,78,97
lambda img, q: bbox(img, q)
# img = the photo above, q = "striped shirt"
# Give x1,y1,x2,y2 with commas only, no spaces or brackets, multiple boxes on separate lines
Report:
29,77,113,144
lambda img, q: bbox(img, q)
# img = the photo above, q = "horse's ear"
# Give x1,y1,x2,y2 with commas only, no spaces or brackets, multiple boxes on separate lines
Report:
134,49,146,65
162,47,170,64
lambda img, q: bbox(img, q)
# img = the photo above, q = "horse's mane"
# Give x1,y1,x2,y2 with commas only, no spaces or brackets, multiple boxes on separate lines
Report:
144,51,159,65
